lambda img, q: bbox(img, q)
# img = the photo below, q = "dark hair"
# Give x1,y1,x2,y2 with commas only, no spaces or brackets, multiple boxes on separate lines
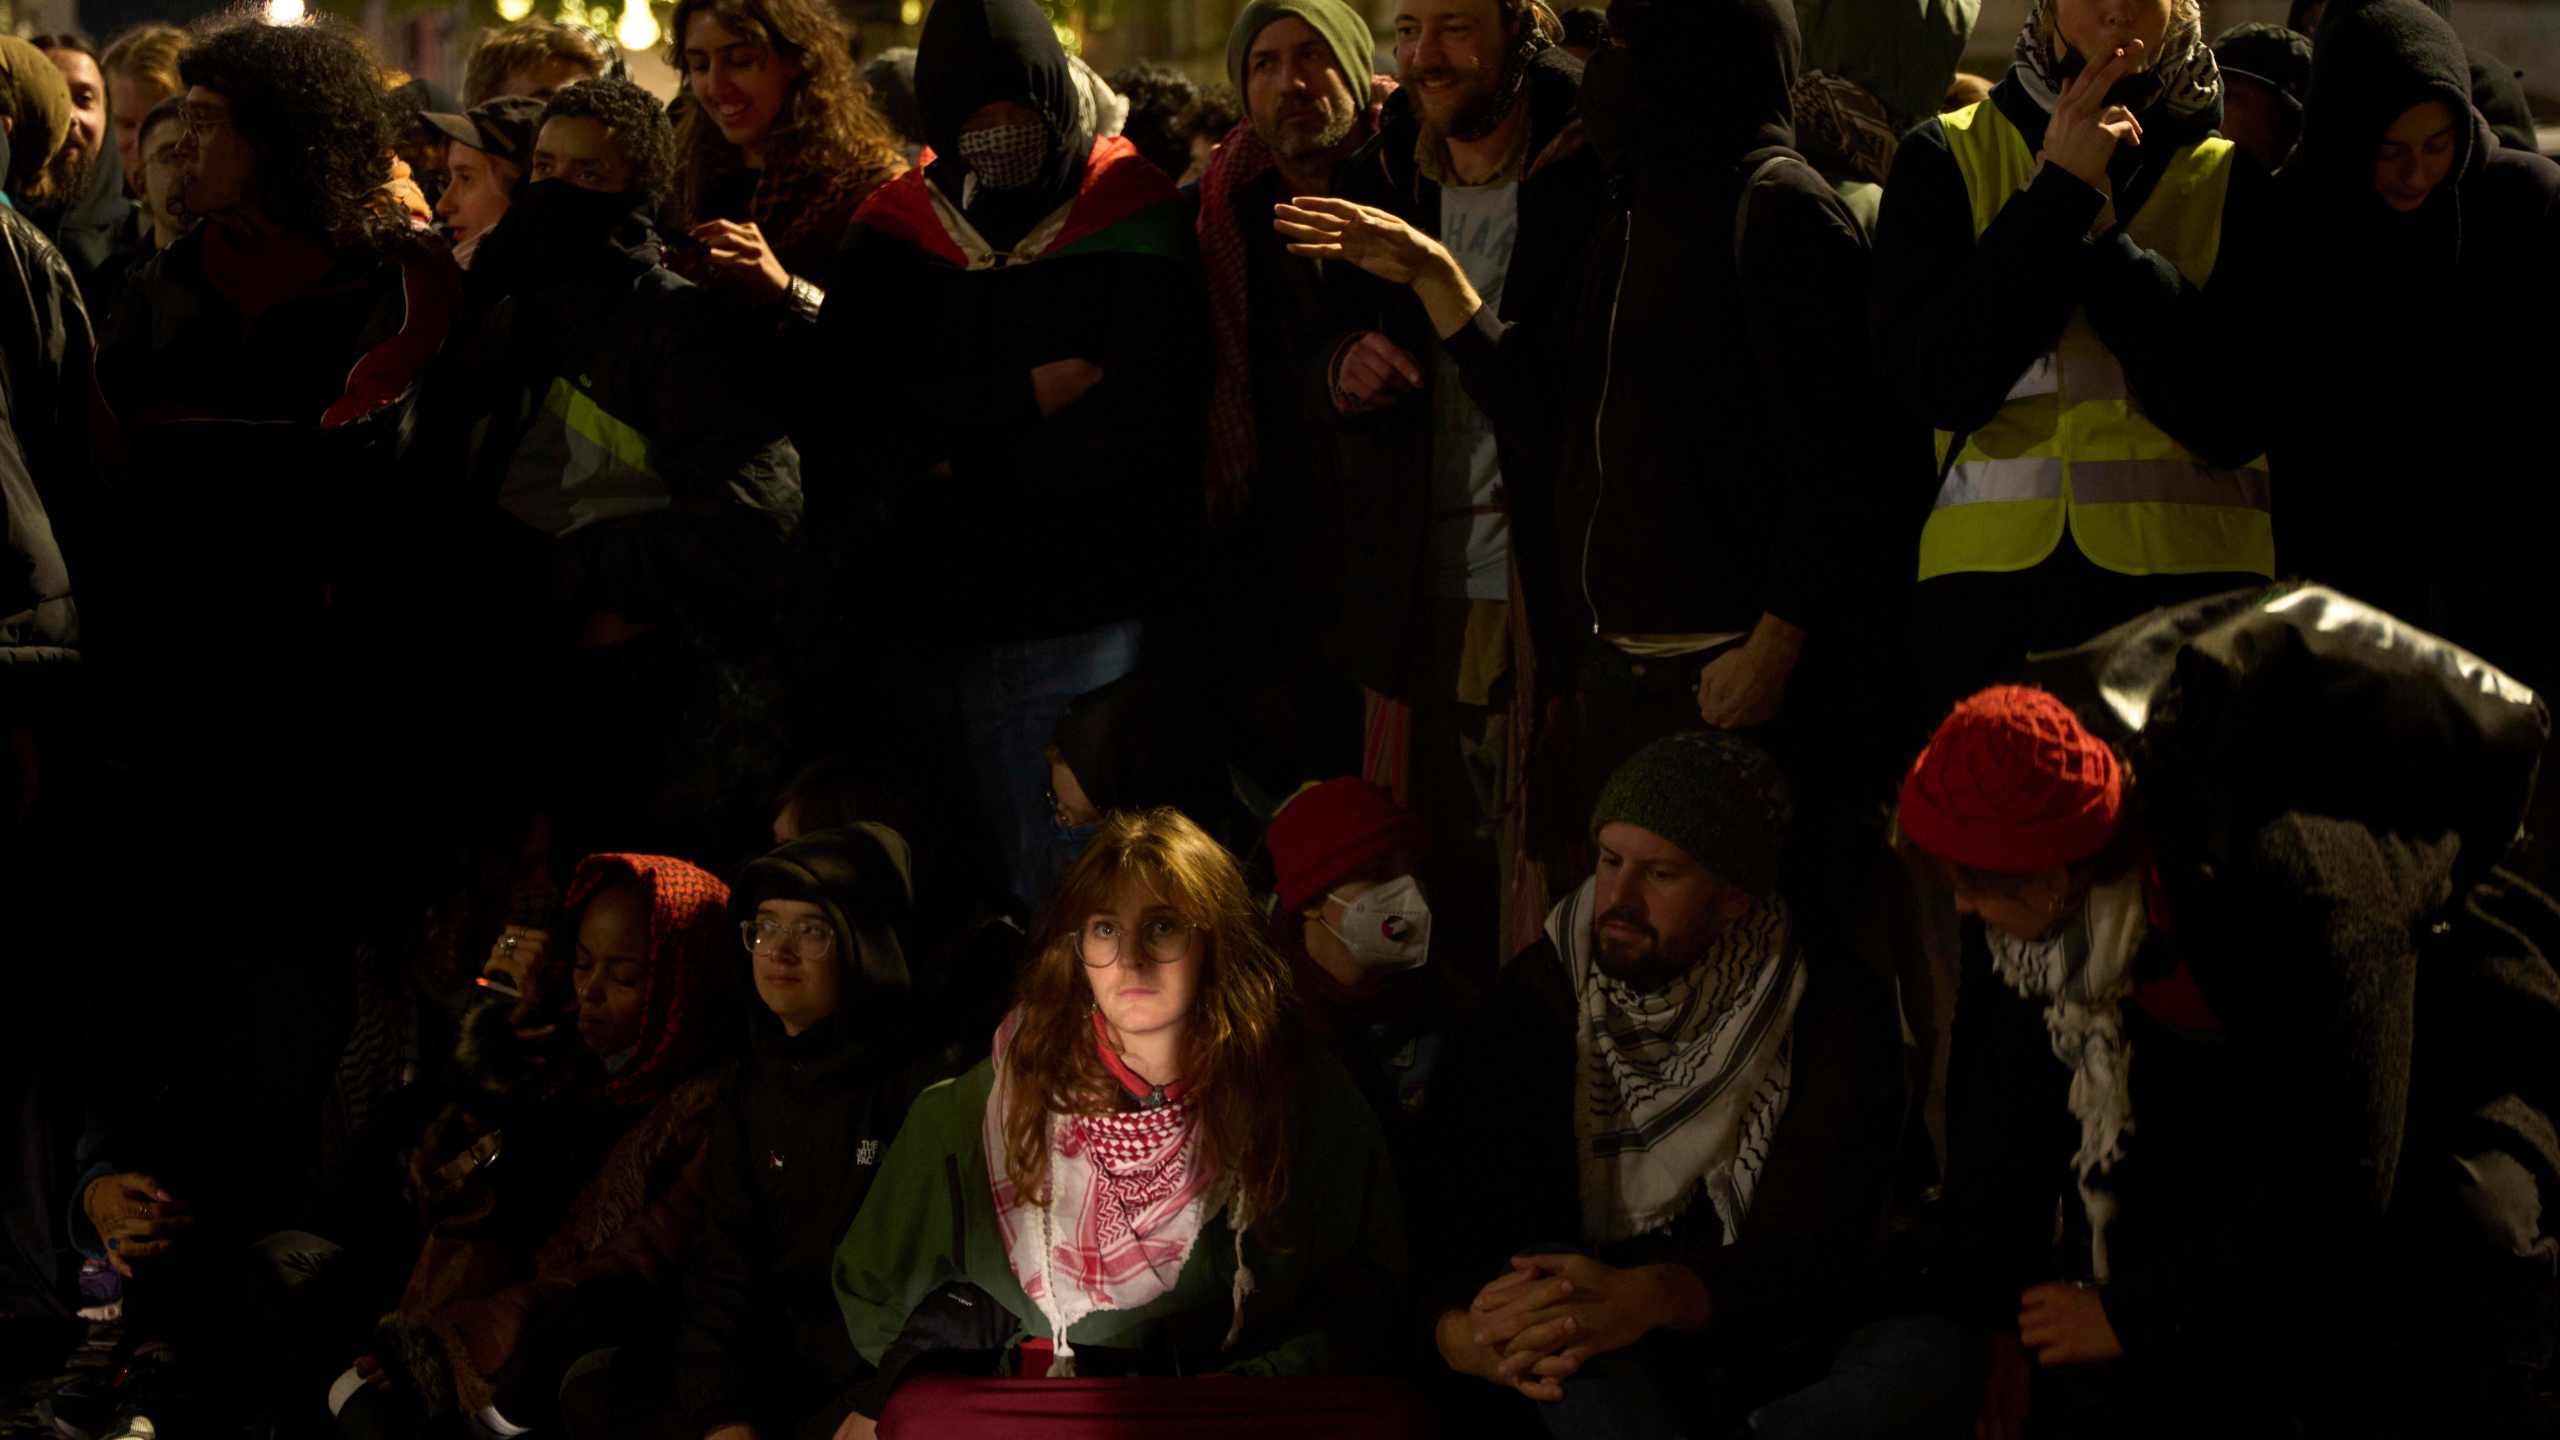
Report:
462,20,608,108
1106,62,1199,182
538,76,675,205
1173,85,1243,147
29,32,98,59
665,0,906,227
139,91,185,147
179,19,398,246
1559,5,1611,50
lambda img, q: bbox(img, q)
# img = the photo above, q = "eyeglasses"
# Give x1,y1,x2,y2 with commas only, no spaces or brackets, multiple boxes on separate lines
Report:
179,103,233,142
740,917,835,960
1075,916,1200,969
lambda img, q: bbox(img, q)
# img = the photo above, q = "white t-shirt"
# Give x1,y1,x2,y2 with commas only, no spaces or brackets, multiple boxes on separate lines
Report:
1427,178,1520,601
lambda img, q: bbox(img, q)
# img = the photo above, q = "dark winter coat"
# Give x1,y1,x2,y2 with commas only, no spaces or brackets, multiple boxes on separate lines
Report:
1322,47,1607,698
1427,933,1905,1375
31,140,132,321
675,826,947,1435
1454,0,1926,678
2274,0,2560,693
0,205,92,710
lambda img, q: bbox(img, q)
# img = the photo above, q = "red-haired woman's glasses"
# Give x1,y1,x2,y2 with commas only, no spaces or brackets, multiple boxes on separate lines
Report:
1076,916,1199,968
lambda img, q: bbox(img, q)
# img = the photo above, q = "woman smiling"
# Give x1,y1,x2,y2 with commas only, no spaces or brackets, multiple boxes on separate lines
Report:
830,809,1407,1430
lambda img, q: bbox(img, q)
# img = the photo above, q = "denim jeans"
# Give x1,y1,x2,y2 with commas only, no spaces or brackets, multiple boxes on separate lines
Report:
953,619,1144,909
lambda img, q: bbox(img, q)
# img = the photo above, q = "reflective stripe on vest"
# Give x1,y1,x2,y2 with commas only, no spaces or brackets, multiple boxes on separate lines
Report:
496,376,669,538
1917,101,2273,583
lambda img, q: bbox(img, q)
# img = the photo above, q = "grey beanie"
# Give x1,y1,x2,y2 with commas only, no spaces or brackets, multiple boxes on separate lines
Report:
1591,731,1795,898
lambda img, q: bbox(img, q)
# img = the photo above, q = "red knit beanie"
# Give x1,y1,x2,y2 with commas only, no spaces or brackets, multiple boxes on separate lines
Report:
1898,686,2124,873
1268,777,1426,918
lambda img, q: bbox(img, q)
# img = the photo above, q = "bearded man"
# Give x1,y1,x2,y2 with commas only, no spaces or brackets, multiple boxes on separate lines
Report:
1423,730,1970,1437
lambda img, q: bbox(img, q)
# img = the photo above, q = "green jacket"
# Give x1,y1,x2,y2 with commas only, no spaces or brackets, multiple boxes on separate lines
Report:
832,1050,1406,1376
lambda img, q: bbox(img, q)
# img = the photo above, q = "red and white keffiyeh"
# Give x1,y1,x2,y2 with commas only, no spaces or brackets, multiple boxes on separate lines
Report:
983,1009,1248,1374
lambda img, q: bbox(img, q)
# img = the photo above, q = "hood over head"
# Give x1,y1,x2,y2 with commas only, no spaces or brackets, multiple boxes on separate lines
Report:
2299,0,2476,214
735,822,917,1004
566,853,739,1106
2012,0,2222,126
915,0,1091,248
0,36,73,201
1580,0,1797,175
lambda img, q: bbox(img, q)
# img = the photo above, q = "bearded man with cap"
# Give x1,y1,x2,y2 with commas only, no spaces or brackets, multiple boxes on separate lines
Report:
1426,731,1962,1437
1900,665,2560,1437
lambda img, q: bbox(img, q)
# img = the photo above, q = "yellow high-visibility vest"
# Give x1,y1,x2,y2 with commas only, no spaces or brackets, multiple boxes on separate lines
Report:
1917,101,2273,583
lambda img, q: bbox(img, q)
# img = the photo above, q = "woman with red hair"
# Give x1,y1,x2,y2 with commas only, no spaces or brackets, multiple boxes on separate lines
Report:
830,810,1409,1434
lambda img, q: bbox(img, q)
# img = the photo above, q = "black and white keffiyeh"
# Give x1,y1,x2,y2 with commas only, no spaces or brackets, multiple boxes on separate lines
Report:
2013,0,2222,120
1985,871,2148,1280
1552,876,1807,1246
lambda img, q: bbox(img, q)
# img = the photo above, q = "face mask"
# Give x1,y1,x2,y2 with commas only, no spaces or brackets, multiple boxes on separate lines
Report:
1577,43,1675,174
958,121,1050,190
471,179,640,293
1324,875,1433,972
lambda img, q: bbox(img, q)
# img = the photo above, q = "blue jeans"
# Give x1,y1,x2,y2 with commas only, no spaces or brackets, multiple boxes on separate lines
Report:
954,619,1144,909
1536,1313,1976,1440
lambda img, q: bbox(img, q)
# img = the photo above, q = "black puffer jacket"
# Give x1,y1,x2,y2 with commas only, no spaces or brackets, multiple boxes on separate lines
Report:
0,205,91,708
674,826,950,1437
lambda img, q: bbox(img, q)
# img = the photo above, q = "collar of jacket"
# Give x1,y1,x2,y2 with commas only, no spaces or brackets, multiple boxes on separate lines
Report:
1365,47,1589,202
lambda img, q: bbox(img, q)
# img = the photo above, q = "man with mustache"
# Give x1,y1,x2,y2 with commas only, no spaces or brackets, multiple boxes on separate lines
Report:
1424,732,1960,1435
1295,0,1606,972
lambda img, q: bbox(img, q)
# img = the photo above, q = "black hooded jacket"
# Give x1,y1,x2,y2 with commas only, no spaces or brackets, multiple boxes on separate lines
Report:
1873,55,2284,481
1444,0,1926,684
813,0,1201,647
1321,46,1607,698
31,140,132,320
674,825,949,1436
1,206,92,707
2274,0,2560,693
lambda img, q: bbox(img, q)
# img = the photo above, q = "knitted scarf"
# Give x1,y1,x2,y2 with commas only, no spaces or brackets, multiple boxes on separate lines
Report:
1198,77,1394,525
1984,870,2147,1280
1551,876,1807,1245
982,1008,1247,1374
564,854,734,1109
2013,0,2222,120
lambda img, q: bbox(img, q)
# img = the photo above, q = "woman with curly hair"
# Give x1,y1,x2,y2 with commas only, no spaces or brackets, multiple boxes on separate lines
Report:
831,809,1407,1433
94,18,437,427
667,0,906,312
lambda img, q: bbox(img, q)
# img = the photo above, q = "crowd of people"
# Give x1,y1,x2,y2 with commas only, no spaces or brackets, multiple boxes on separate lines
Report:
3,0,2556,1436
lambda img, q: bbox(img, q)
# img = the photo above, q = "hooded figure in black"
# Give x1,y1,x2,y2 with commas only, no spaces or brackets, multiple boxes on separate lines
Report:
812,0,1199,909
2289,0,2543,155
2274,0,2560,702
1873,0,2288,726
558,824,948,1440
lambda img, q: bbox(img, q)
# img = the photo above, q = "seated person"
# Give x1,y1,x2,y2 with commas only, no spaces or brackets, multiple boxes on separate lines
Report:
1262,778,1464,1217
831,810,1406,1433
1429,733,1960,1438
332,854,740,1438
559,825,954,1440
422,94,542,267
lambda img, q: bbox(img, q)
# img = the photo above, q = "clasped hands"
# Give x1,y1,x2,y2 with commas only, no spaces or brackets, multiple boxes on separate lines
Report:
1437,1254,1709,1403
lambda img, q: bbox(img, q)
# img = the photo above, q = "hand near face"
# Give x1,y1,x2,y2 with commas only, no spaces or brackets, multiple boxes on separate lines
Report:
2018,1281,2124,1366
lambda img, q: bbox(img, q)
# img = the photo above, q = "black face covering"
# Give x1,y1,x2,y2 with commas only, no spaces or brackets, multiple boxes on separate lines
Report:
1578,43,1665,174
471,179,651,295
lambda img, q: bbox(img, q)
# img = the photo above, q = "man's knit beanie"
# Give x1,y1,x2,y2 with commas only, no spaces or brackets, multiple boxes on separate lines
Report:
1899,686,2124,873
1268,777,1425,918
1591,731,1793,898
1227,0,1377,103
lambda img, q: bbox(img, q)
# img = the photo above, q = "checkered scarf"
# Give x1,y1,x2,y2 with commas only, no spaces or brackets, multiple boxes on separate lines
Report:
565,854,734,1108
2014,0,2222,120
1198,76,1394,526
983,1008,1236,1374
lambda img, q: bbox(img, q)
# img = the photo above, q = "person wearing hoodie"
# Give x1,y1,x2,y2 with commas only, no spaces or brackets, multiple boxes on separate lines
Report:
27,34,134,319
2274,0,2560,702
551,825,947,1440
814,0,1200,913
2288,0,2541,156
1902,589,2560,1437
328,853,743,1440
1873,0,2283,723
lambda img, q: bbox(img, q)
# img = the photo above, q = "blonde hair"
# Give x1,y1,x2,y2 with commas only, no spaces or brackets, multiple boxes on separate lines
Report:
102,23,188,99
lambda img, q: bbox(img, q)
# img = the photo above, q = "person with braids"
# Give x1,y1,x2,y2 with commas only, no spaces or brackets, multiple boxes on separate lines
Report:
831,810,1409,1435
667,0,906,317
326,853,745,1440
95,18,435,428
1873,0,2285,724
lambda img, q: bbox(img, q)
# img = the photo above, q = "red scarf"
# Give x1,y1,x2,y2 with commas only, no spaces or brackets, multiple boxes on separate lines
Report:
1197,79,1395,526
851,134,1185,269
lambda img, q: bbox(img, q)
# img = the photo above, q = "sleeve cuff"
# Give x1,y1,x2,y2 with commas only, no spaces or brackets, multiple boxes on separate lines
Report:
2024,160,2109,235
67,1162,117,1258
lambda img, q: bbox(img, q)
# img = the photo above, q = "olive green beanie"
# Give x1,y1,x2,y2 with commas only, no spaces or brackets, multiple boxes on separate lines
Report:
1591,731,1795,898
1226,0,1377,105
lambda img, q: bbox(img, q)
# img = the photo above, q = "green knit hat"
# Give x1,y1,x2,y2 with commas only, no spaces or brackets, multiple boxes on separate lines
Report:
1591,732,1795,898
1226,0,1377,107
